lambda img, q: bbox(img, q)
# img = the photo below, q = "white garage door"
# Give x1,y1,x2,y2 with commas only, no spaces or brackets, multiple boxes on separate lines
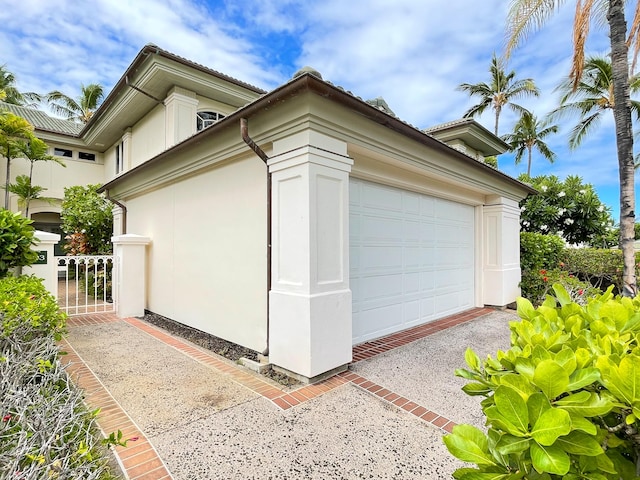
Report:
350,178,475,345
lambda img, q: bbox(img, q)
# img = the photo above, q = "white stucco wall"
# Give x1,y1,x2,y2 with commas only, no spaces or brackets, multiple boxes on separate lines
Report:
1,145,104,213
125,155,268,353
130,104,166,169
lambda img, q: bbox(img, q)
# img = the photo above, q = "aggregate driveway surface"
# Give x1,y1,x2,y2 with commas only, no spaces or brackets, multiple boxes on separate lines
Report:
63,308,518,479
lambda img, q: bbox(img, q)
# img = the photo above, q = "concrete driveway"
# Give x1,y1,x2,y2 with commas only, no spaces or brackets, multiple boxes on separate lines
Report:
62,308,517,480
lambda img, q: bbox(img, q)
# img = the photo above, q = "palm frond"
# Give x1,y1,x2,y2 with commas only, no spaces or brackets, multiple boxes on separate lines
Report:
505,0,564,58
536,140,557,162
568,112,601,149
570,0,595,89
628,1,640,73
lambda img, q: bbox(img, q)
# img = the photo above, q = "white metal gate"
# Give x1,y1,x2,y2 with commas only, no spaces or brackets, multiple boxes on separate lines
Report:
56,256,115,316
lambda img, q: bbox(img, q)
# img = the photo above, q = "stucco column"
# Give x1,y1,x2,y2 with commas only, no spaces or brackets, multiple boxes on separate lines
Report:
24,230,61,298
268,130,353,381
164,87,198,148
111,234,151,318
482,196,521,306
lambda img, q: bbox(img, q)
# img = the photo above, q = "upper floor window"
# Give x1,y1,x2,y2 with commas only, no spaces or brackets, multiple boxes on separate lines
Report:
196,111,225,131
78,151,96,161
115,142,124,174
53,147,72,158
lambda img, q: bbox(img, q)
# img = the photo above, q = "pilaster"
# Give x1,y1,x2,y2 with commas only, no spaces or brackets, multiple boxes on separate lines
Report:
164,87,198,148
268,130,354,381
482,196,521,306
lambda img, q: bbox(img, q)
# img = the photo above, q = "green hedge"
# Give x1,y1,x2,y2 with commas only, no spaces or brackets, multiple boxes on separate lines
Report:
561,248,640,295
519,232,596,305
519,233,640,305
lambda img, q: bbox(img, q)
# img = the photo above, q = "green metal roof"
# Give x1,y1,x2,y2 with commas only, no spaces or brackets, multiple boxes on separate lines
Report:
0,102,83,136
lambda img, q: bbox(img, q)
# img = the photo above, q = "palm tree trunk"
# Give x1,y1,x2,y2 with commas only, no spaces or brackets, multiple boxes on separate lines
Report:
527,146,532,176
608,0,637,297
494,107,500,136
4,156,10,209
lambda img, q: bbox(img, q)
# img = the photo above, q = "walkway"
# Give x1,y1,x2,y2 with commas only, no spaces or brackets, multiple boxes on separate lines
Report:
62,307,510,479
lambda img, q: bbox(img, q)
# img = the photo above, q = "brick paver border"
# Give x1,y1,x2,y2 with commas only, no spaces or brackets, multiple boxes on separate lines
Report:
63,307,494,479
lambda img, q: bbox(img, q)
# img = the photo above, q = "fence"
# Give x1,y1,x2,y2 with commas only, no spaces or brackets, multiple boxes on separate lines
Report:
56,255,115,316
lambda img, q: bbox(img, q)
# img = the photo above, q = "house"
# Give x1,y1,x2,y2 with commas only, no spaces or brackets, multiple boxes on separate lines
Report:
0,102,104,252
1,45,534,381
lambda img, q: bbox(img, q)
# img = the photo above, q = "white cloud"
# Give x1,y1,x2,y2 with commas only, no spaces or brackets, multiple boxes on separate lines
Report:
0,0,636,217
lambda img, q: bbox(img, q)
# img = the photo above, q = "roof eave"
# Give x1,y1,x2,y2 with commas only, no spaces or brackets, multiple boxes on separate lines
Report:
100,74,536,196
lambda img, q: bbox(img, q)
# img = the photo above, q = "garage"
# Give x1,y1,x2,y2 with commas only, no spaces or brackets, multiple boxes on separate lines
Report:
350,178,475,345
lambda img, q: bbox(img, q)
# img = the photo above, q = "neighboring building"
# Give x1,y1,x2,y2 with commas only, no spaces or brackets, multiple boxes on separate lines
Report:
0,102,103,252
0,45,535,381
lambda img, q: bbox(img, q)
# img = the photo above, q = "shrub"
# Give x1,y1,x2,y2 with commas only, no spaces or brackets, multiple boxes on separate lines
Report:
0,276,119,479
0,324,118,479
0,209,38,277
0,275,66,339
562,248,640,295
61,185,113,255
444,284,640,478
520,232,565,302
519,174,614,246
522,267,600,306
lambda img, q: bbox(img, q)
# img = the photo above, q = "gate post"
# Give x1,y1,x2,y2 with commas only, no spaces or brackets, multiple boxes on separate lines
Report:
24,230,61,298
112,234,151,318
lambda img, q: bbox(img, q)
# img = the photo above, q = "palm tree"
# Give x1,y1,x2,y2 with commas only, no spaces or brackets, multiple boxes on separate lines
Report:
549,56,640,149
0,65,40,107
457,53,540,136
502,111,558,176
17,136,65,217
45,83,104,123
6,175,56,218
506,0,640,297
0,112,34,208
0,65,24,105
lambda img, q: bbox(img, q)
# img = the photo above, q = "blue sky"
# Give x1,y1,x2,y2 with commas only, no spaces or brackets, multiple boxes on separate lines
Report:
0,0,634,221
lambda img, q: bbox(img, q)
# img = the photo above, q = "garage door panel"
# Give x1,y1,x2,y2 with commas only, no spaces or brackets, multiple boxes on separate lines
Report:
358,304,403,336
361,273,403,301
351,178,475,345
360,245,403,270
403,272,420,294
402,220,421,241
362,183,403,211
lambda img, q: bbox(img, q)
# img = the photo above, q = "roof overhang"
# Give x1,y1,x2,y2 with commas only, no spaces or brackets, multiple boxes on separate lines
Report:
99,73,536,197
425,118,510,156
80,45,266,151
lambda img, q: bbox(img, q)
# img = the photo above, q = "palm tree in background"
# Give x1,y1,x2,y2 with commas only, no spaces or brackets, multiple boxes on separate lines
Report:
506,0,640,296
0,112,35,209
44,83,104,123
16,136,65,217
457,53,540,136
549,56,640,149
0,65,21,104
502,110,558,176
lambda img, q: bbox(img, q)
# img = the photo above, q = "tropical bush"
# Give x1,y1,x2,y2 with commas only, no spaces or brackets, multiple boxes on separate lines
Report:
61,185,113,255
0,276,120,479
0,208,38,277
444,285,640,479
0,275,66,339
562,248,640,296
519,175,615,247
520,232,567,303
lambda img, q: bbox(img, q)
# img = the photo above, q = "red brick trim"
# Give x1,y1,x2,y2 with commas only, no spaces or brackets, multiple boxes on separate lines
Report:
62,308,491,478
60,338,173,480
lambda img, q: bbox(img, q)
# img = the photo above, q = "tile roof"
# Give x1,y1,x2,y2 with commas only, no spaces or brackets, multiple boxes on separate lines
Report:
0,102,83,136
